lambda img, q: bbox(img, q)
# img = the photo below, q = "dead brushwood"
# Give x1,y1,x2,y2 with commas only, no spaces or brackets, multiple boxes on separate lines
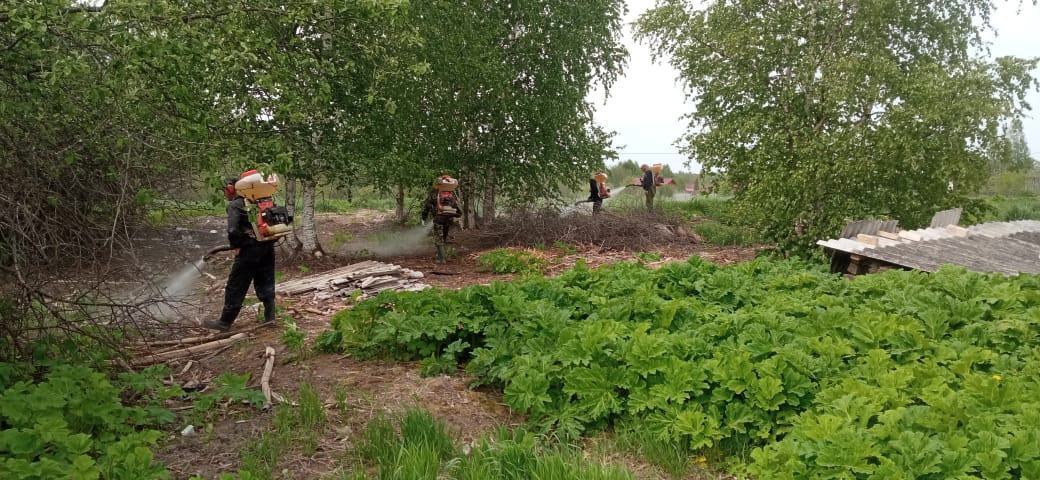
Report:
476,210,696,251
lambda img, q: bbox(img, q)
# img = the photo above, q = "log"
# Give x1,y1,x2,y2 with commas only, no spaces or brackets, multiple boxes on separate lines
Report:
261,346,275,409
139,322,272,351
143,330,236,348
132,333,248,366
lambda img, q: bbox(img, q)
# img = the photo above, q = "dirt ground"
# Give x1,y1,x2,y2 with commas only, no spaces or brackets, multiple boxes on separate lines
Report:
142,210,758,479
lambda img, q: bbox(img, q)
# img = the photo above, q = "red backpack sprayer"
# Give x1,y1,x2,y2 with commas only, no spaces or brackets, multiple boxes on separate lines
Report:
204,170,294,260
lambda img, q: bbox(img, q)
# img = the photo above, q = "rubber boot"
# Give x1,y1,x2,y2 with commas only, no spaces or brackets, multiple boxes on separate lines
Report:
261,298,276,324
201,319,232,332
436,245,446,264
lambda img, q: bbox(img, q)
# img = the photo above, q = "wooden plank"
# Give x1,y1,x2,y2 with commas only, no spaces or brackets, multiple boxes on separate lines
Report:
360,275,399,289
878,230,900,240
898,230,923,241
279,261,387,295
856,234,879,247
946,225,969,237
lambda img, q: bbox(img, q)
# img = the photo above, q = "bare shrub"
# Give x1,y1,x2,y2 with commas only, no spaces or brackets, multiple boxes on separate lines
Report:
476,209,697,252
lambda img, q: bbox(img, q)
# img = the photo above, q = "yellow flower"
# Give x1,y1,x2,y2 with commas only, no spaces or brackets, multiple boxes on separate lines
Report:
992,374,1003,382
694,456,708,465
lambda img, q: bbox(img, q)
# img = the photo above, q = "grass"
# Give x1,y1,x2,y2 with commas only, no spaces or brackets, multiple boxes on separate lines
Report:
553,240,578,255
611,426,690,478
603,193,761,246
344,409,635,480
476,248,547,274
655,196,763,246
692,220,760,246
636,251,662,263
280,314,308,360
985,195,1040,221
146,199,225,226
656,195,731,220
235,383,327,479
333,383,350,414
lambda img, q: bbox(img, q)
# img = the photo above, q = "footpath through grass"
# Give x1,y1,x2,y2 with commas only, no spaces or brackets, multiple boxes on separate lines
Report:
329,257,1040,478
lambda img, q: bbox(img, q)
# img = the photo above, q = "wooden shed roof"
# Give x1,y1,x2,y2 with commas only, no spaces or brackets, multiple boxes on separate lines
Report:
817,219,1040,276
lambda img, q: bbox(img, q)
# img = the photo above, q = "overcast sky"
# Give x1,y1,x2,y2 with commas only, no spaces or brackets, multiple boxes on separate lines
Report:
593,0,1040,173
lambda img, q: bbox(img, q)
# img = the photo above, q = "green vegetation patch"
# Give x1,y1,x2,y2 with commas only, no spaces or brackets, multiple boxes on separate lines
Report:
329,258,1040,478
476,248,547,275
343,409,634,480
0,364,174,479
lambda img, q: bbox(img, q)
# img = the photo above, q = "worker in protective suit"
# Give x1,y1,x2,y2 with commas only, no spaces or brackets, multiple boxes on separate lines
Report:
421,175,462,264
588,172,611,214
202,175,277,331
640,164,656,212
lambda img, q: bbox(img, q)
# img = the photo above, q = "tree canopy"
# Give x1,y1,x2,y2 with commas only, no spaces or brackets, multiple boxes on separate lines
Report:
637,0,1038,252
385,1,627,225
1,0,629,263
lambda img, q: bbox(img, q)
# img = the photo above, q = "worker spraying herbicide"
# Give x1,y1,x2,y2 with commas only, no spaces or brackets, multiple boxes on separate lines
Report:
587,172,611,214
420,174,462,264
202,170,293,331
640,164,659,213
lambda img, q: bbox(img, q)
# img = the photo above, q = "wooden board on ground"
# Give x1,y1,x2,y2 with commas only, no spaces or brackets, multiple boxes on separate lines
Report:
278,260,429,300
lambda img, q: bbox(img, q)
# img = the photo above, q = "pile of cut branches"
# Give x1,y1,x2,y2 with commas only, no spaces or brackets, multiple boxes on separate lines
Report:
476,210,697,251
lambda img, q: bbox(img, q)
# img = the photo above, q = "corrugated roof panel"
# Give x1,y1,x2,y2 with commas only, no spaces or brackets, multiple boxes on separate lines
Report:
819,219,1040,275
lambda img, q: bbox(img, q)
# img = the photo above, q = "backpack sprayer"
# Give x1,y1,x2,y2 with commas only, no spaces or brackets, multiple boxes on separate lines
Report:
203,170,293,261
433,175,460,217
235,170,293,241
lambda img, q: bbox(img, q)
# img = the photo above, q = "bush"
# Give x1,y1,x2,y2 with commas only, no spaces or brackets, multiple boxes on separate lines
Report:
332,258,1040,478
0,364,173,479
476,249,547,275
985,171,1038,196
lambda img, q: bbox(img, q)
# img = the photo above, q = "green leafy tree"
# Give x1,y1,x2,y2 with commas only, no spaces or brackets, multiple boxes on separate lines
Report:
180,0,420,257
385,1,628,227
1006,119,1036,172
637,0,1038,253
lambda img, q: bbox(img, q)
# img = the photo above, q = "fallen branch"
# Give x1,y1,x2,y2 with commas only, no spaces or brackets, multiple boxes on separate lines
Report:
138,322,273,349
261,346,275,409
132,332,247,366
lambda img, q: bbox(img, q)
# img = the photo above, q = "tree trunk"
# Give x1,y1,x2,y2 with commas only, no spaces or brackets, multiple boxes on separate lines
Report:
482,176,496,227
284,177,297,217
346,187,353,203
461,184,471,230
395,183,406,224
296,180,323,258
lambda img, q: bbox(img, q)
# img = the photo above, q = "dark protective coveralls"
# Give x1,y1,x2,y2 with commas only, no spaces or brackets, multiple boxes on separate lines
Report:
641,170,656,212
218,196,276,327
421,189,461,263
588,178,607,214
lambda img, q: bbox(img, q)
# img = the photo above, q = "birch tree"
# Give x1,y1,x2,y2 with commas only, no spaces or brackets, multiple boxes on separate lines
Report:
638,0,1038,253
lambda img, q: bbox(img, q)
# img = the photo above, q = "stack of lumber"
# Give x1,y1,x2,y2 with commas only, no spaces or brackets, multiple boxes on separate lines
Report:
278,261,429,300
